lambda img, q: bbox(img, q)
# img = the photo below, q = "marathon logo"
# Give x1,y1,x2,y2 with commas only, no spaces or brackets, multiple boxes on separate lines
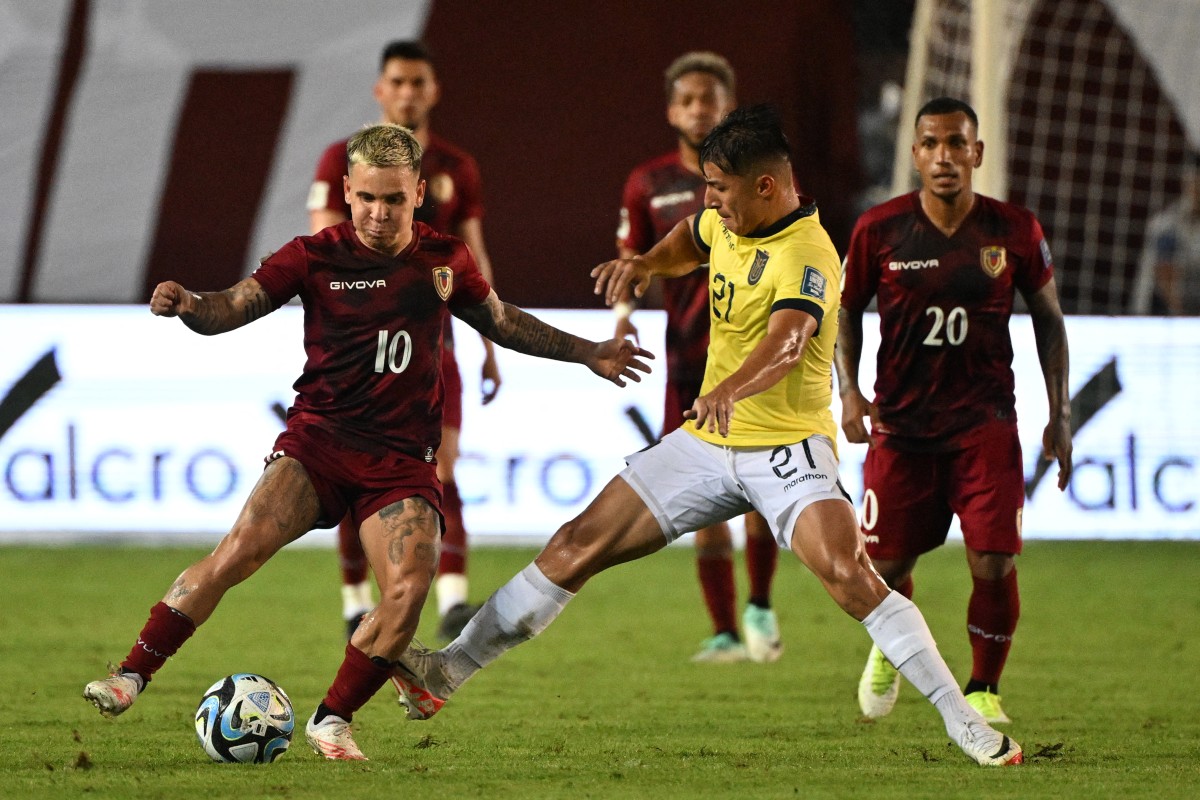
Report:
783,471,828,492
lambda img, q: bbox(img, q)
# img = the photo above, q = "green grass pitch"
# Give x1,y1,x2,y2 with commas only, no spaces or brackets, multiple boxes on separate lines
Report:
4,540,1198,799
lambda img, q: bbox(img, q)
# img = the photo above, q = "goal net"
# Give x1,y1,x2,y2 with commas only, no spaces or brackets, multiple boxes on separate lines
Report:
896,0,1200,314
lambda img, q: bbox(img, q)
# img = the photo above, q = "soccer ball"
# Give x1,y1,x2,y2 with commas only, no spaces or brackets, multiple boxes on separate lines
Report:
194,673,294,763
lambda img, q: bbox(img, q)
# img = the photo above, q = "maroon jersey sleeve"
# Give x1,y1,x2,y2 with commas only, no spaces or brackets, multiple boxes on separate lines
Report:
251,238,309,308
308,140,349,217
841,210,882,313
618,168,654,253
446,239,492,310
1014,214,1054,295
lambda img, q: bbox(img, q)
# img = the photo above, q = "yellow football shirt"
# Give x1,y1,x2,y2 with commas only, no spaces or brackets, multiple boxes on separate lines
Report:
688,202,841,448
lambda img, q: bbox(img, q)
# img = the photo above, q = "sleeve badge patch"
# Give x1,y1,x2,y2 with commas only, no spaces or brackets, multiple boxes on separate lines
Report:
1039,238,1054,270
801,265,827,300
433,266,454,300
980,245,1008,277
748,249,770,285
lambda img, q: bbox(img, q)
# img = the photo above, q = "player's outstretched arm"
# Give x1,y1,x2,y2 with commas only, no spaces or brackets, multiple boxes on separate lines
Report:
685,308,818,438
592,216,704,306
149,277,273,336
1025,277,1073,490
455,291,654,388
834,306,881,444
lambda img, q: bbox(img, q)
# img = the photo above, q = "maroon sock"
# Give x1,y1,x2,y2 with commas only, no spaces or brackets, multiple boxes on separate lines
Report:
322,643,393,721
744,524,778,607
892,574,914,599
120,602,196,681
697,556,738,636
438,482,467,576
338,515,369,585
967,568,1020,686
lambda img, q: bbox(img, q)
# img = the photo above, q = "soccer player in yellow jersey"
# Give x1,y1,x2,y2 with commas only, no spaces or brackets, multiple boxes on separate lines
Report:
391,106,1023,767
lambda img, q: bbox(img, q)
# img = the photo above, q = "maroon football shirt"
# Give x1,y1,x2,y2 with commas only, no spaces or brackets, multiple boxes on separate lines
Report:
618,151,709,384
252,220,491,457
842,191,1054,449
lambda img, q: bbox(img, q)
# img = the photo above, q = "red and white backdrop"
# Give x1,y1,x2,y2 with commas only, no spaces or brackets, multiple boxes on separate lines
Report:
1,0,863,308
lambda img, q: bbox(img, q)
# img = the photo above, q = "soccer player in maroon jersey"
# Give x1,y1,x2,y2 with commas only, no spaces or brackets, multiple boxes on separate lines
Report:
309,41,498,642
616,52,782,664
83,124,652,761
836,97,1073,725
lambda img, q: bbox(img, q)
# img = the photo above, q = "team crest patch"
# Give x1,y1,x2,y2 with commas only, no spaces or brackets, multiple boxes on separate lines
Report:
433,266,454,300
748,249,770,285
801,266,827,300
980,245,1007,277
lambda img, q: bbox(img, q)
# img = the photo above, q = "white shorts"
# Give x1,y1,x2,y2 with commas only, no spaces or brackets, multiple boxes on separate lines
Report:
620,428,851,550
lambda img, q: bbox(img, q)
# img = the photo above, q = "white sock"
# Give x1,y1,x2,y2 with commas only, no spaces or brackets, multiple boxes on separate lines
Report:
445,563,575,684
341,581,373,620
862,591,983,736
436,573,469,617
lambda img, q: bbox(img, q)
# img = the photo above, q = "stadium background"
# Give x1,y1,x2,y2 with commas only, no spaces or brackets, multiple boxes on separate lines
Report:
1,0,1198,541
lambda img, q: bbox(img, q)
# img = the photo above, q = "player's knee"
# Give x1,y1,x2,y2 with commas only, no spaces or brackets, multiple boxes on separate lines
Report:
542,517,608,580
209,531,273,585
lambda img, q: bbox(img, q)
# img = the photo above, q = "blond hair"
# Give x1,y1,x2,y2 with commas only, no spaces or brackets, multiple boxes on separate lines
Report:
346,123,423,172
664,51,736,101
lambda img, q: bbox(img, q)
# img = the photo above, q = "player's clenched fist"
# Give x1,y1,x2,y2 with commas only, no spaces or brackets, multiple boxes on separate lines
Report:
150,281,195,317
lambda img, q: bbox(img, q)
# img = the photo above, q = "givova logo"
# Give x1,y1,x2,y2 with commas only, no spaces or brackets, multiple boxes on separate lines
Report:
1,350,240,506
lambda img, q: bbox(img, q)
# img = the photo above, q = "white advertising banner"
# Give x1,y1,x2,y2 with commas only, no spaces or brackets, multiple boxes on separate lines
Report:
0,307,1196,543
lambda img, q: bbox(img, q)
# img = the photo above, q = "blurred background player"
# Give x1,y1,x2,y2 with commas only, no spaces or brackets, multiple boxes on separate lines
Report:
309,40,500,640
615,51,782,664
1131,149,1200,315
836,97,1073,724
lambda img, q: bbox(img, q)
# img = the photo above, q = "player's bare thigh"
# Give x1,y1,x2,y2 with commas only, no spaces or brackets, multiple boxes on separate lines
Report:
535,476,667,593
164,456,321,623
352,496,441,659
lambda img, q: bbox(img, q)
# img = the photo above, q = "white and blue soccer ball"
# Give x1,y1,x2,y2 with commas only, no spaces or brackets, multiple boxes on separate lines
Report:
194,673,294,763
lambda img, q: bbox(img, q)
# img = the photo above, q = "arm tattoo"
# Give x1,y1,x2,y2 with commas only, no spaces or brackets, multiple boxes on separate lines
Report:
241,285,273,326
458,295,587,363
182,279,272,335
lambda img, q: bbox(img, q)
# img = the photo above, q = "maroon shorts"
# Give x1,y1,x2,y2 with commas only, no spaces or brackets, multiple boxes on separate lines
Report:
860,423,1025,559
270,424,442,530
441,346,463,431
661,374,704,437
